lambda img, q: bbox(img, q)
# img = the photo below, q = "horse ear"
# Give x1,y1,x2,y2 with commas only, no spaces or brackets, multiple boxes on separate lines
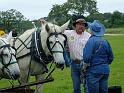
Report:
40,19,47,25
45,24,50,33
6,31,13,42
61,20,70,33
40,19,50,33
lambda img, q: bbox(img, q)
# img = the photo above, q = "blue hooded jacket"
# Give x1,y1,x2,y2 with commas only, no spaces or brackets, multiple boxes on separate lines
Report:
83,36,114,74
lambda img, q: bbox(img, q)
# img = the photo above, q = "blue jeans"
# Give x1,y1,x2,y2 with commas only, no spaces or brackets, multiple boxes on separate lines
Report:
71,63,88,93
86,72,109,93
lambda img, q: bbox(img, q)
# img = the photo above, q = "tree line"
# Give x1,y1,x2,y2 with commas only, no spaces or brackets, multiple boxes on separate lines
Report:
47,0,124,28
0,0,124,33
0,9,33,33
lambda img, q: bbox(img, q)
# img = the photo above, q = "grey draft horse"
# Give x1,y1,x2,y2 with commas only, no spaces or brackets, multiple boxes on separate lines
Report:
8,20,70,93
0,36,20,80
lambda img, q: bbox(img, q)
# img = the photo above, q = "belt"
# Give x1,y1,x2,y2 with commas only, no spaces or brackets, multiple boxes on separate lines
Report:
73,59,81,64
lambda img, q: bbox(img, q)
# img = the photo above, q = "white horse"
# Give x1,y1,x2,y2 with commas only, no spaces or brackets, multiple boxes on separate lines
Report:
0,36,20,80
8,20,70,93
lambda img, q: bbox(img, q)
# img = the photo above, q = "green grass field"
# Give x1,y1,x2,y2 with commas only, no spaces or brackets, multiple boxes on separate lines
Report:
106,27,124,34
43,35,124,93
0,34,124,93
106,35,124,91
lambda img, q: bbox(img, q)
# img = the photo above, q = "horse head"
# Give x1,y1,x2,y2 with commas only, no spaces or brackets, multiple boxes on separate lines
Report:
0,36,20,80
40,19,70,69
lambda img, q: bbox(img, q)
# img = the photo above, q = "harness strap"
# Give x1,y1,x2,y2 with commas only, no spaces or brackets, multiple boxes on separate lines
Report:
13,35,32,58
31,31,48,72
16,37,31,50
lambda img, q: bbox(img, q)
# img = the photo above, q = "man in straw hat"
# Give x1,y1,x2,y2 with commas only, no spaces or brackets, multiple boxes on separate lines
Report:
64,15,91,93
83,20,114,93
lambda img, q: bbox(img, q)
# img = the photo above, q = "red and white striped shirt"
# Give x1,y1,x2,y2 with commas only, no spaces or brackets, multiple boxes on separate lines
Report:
64,30,91,60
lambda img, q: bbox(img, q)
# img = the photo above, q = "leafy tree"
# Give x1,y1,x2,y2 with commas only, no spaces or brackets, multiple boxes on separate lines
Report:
48,3,71,25
86,13,113,27
48,0,98,26
68,0,98,15
86,13,105,22
110,11,124,27
103,12,112,20
0,9,29,32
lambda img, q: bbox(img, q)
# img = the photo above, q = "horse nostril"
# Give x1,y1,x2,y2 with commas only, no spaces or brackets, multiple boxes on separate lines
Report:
13,73,20,80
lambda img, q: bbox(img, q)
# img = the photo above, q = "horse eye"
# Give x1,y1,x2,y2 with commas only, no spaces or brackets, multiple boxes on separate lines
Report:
49,41,53,44
3,54,8,57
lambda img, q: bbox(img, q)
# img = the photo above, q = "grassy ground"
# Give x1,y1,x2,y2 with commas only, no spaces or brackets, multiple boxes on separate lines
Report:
106,35,124,91
43,35,124,93
106,27,124,34
0,34,124,93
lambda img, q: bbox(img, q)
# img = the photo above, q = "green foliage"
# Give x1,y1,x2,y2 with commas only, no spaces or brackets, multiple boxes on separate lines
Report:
0,9,26,32
0,9,34,33
68,0,98,15
48,1,124,28
109,11,124,27
1,2,124,32
48,0,98,26
48,3,71,25
87,11,124,28
86,13,105,22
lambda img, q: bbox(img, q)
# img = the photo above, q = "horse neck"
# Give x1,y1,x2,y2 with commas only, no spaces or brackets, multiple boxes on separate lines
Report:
40,31,50,55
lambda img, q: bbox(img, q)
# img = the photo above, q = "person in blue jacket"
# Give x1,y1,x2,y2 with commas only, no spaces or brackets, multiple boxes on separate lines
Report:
82,20,114,93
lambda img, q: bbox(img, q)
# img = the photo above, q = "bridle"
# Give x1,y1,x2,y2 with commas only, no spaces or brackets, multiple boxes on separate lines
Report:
46,31,67,71
0,39,17,76
47,32,67,54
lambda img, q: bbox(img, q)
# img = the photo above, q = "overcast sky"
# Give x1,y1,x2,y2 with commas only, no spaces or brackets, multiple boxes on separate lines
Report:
0,0,124,20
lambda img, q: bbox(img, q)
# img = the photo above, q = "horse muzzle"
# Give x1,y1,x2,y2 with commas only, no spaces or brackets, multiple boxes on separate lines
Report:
12,72,20,80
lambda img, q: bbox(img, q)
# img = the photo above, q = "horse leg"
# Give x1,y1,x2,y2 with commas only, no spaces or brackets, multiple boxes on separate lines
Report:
18,58,31,92
35,74,44,93
18,58,30,85
19,68,29,85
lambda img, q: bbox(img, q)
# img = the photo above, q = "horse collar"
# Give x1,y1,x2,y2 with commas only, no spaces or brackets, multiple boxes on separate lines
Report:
31,30,53,65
